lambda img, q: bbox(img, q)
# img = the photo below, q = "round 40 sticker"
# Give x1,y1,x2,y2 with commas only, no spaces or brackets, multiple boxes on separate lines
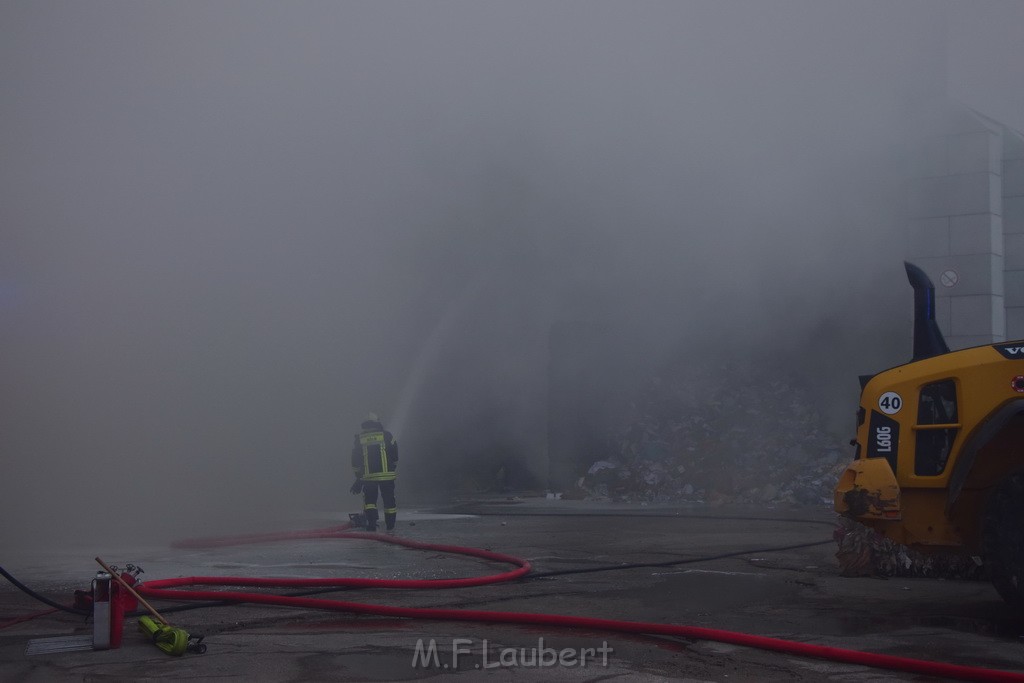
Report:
878,391,903,415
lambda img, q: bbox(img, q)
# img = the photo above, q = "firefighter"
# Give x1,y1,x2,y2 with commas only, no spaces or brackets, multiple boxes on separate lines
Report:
350,412,399,532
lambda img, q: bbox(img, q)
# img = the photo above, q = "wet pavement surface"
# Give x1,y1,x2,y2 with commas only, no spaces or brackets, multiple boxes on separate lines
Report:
3,498,1024,681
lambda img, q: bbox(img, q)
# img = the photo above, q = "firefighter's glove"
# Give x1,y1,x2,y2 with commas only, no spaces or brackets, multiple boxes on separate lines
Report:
350,479,363,495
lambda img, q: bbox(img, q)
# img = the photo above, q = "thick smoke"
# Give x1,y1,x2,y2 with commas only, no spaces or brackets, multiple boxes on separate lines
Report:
1,1,1019,549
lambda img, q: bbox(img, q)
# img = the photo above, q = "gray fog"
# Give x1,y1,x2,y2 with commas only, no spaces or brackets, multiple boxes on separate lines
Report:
2,1,1022,548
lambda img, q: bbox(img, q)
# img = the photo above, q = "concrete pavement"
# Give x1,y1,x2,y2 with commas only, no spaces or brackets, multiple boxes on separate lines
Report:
3,498,1024,681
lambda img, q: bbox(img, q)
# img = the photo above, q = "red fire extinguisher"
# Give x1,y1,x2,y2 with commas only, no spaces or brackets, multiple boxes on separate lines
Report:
109,564,142,648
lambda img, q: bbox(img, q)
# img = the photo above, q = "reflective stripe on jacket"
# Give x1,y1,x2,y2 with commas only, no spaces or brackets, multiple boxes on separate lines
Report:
359,430,396,481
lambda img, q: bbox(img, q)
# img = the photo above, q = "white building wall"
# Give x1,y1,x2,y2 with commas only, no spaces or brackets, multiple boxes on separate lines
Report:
906,116,1007,349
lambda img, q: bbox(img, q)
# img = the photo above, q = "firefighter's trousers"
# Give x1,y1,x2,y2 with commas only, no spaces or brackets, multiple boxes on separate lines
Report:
362,480,397,531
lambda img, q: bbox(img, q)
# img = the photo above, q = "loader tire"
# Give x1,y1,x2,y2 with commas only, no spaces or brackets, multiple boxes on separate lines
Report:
982,473,1024,609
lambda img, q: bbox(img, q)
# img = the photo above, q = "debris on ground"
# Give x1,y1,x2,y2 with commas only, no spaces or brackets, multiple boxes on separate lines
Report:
575,359,849,507
833,516,985,580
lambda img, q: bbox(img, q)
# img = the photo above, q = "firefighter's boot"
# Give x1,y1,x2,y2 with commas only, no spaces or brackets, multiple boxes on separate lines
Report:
364,506,379,532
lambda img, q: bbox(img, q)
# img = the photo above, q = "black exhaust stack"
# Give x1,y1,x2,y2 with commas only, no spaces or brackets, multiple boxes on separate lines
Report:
905,261,950,361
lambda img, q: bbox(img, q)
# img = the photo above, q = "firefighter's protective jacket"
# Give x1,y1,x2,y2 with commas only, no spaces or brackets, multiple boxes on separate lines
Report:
351,419,398,482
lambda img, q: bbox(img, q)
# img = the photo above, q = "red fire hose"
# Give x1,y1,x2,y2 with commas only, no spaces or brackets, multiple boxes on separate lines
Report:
137,524,1024,682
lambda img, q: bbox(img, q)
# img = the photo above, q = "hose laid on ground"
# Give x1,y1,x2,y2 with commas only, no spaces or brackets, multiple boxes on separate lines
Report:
138,524,1024,682
165,527,531,589
0,565,88,616
0,608,58,630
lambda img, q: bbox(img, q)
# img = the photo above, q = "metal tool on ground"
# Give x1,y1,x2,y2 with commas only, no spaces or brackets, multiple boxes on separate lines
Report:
25,635,94,656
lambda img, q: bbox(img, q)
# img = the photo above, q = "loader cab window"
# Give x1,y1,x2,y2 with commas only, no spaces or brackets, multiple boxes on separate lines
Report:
914,380,959,476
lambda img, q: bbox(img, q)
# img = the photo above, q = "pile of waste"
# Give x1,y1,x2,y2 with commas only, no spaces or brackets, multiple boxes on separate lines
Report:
575,358,849,506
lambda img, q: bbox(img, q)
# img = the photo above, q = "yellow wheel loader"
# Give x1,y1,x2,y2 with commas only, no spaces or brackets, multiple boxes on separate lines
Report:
835,262,1024,606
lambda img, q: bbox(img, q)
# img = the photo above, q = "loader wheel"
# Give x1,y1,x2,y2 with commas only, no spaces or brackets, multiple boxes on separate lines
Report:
982,473,1024,609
